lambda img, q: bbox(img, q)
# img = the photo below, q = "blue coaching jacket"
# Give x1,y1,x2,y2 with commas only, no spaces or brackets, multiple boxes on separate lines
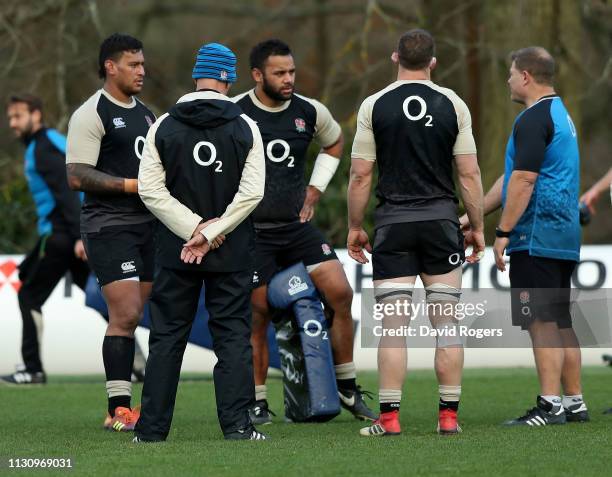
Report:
502,95,581,262
23,128,81,238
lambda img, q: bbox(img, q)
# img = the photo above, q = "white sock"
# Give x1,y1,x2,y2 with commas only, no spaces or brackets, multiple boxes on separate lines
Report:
379,388,402,404
541,395,562,407
255,385,267,402
562,394,584,408
334,362,356,380
106,380,132,398
439,385,461,402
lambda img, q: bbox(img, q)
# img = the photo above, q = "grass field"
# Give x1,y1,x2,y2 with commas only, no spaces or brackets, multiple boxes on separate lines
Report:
1,366,611,476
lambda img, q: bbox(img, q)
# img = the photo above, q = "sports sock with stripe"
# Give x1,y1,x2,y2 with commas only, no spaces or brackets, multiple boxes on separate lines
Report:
335,362,357,391
439,385,461,412
255,384,267,402
379,388,402,413
103,336,135,416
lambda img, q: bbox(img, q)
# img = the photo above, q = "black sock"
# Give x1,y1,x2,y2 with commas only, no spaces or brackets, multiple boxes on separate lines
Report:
380,402,400,414
103,336,135,416
109,396,131,416
337,378,357,391
439,399,459,412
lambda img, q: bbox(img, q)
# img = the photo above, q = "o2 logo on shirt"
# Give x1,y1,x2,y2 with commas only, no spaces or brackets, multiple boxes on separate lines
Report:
193,141,223,172
134,136,145,160
266,139,295,167
402,95,433,127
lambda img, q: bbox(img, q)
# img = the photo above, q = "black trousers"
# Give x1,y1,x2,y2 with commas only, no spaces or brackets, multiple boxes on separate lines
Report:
18,233,89,372
135,266,255,441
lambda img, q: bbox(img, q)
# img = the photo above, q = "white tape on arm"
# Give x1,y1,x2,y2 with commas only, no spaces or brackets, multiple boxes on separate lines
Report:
308,152,340,193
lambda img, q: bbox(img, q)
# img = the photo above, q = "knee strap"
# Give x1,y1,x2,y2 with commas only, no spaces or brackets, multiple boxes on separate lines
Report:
425,282,461,303
374,281,414,303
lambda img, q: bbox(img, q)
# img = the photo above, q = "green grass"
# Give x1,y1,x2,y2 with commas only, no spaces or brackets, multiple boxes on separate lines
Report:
1,367,611,476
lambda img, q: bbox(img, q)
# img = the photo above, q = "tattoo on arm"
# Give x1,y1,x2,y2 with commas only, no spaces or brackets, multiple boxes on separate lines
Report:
66,163,126,195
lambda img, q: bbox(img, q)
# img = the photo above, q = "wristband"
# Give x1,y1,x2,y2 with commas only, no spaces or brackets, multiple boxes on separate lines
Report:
124,179,138,194
308,152,339,193
495,226,512,238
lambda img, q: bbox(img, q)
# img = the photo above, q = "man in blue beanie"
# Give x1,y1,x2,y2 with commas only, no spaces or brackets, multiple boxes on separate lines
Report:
134,43,267,441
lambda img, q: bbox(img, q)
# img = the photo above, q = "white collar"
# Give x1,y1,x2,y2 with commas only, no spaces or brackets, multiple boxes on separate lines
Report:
247,89,291,112
100,89,136,108
177,90,228,103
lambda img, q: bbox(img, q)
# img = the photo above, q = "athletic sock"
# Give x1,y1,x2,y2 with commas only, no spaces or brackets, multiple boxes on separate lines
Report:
109,395,131,414
562,394,584,408
380,402,401,413
439,385,461,412
255,384,267,402
335,362,357,391
539,394,562,411
439,399,459,412
103,336,135,416
379,389,402,414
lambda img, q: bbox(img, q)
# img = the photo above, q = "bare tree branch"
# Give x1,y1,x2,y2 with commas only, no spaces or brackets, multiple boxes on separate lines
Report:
56,0,69,131
0,14,22,78
136,0,366,33
86,0,104,39
433,0,477,31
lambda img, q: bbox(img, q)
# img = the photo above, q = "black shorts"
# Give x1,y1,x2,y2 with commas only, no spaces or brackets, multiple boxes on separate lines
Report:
82,222,155,287
372,220,464,280
253,222,338,287
509,251,576,330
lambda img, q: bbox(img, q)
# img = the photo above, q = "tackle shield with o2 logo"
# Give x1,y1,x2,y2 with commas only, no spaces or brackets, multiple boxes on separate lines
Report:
267,262,341,422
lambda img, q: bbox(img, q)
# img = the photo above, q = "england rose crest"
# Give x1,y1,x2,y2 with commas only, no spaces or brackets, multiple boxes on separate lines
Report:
295,118,306,133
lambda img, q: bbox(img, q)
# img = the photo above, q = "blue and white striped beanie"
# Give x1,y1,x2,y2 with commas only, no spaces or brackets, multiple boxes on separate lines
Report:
192,42,237,83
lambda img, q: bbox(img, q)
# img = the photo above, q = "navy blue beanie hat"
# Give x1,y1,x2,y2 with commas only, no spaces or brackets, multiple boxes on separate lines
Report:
192,42,237,83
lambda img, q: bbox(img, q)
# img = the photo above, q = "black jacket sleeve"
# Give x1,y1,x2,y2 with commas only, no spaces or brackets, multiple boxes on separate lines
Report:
35,137,82,238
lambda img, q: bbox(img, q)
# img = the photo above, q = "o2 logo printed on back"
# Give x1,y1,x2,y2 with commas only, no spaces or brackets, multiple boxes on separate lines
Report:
134,136,145,160
402,95,433,127
266,139,295,167
193,141,223,172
